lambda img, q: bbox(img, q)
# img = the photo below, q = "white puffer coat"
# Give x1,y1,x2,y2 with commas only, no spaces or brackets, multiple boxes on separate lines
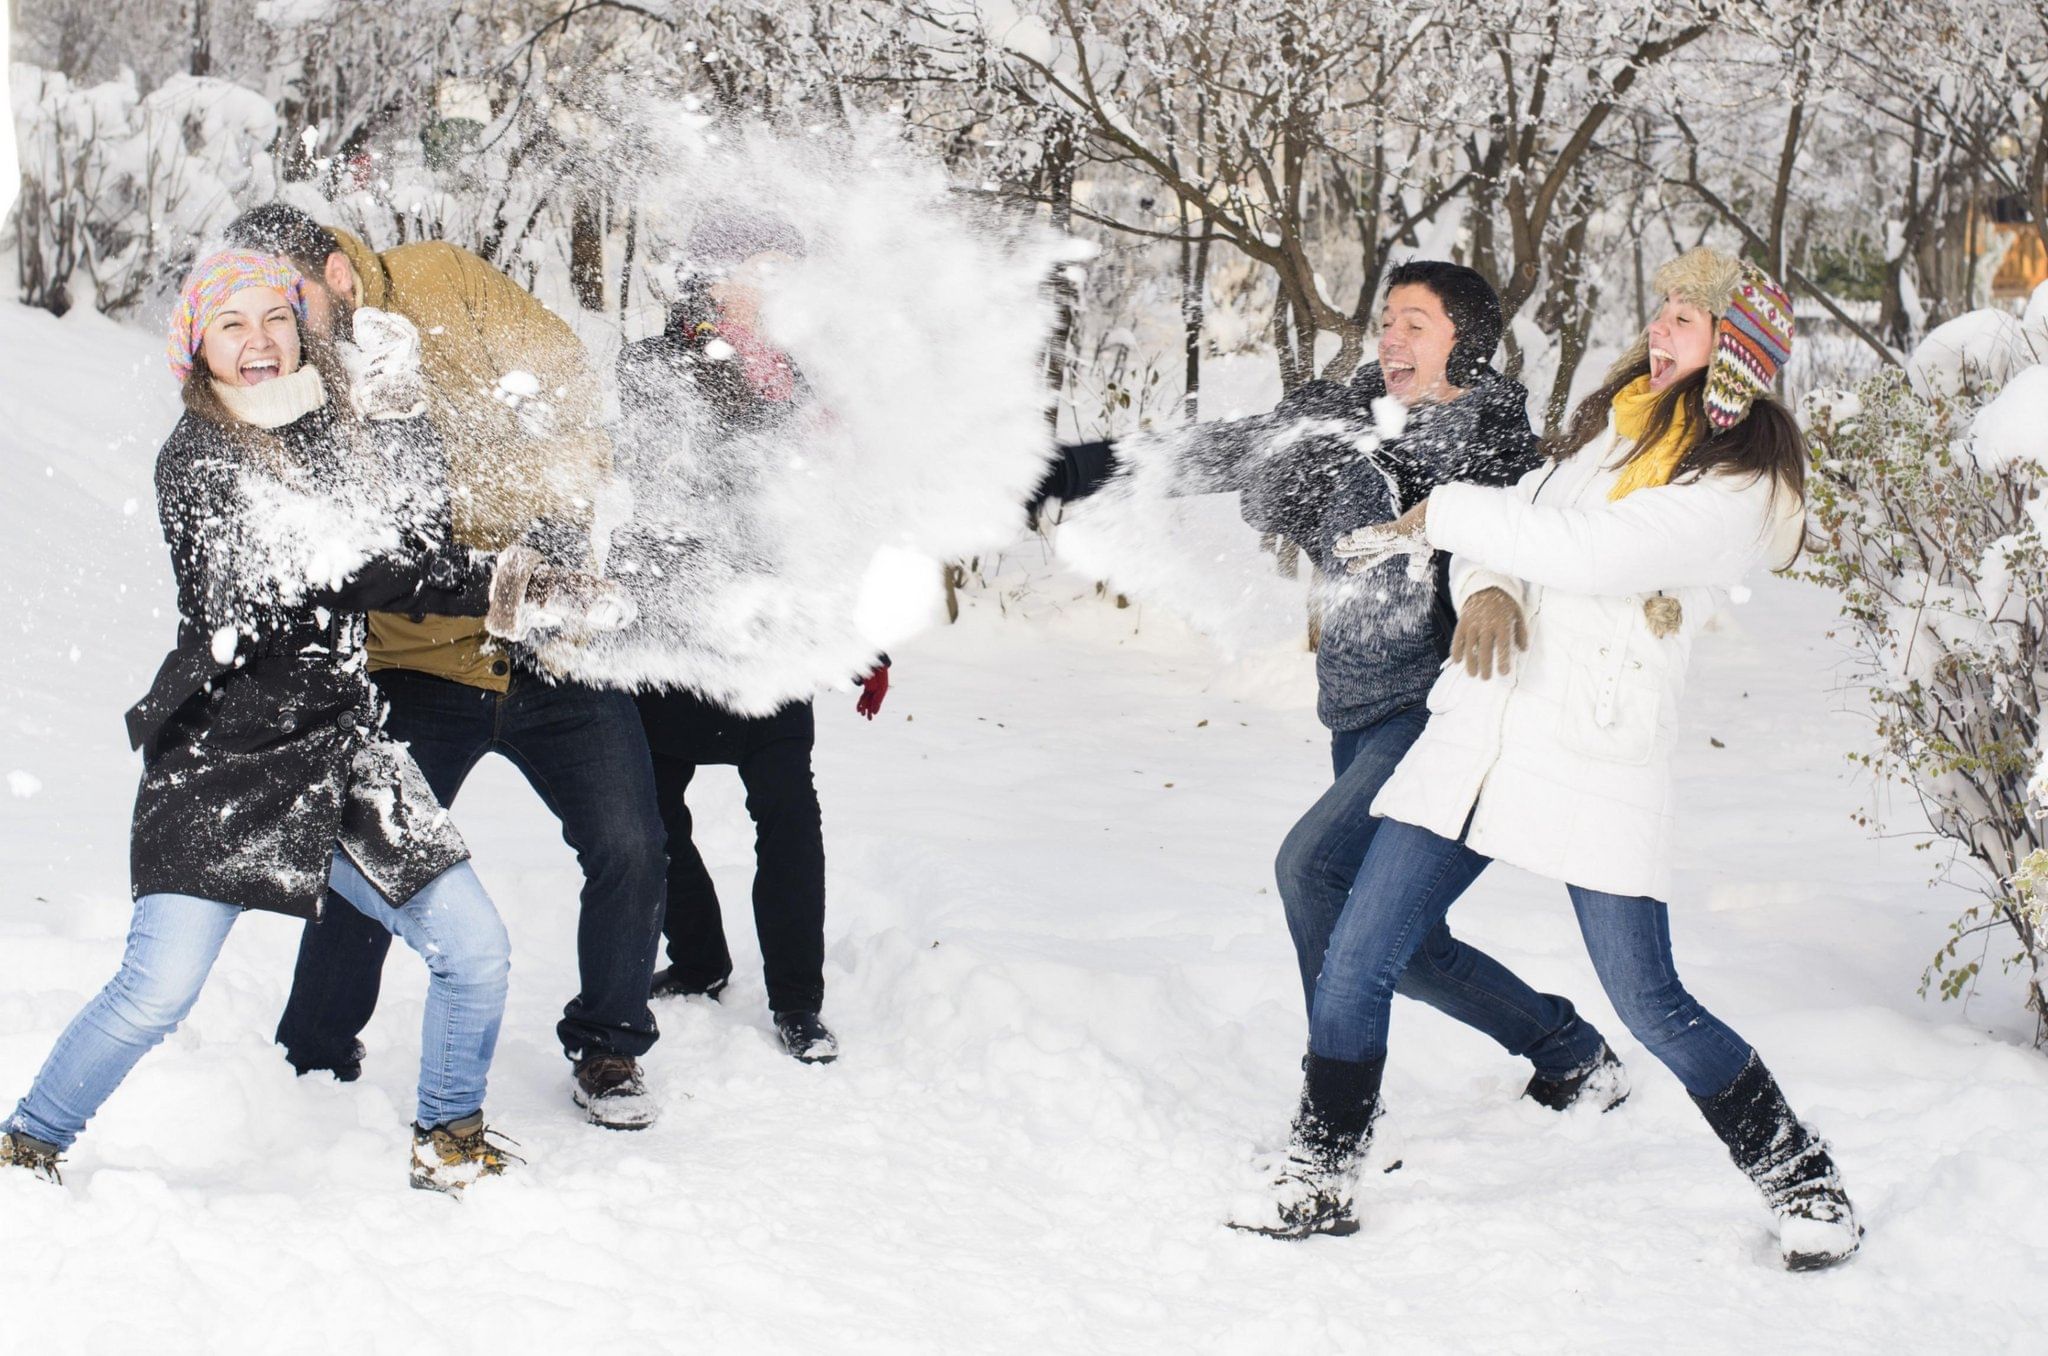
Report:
1370,414,1805,900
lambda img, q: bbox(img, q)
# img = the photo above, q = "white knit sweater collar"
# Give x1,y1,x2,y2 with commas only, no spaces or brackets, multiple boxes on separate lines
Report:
213,364,328,430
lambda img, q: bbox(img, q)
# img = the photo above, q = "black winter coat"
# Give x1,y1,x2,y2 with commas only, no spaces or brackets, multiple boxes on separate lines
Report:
1034,363,1542,730
127,396,493,919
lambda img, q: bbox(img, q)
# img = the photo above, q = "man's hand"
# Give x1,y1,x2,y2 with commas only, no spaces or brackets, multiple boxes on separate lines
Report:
486,544,637,642
1333,498,1431,578
1449,586,1527,680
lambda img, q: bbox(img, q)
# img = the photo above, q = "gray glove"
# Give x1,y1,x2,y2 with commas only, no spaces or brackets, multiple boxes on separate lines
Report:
486,544,638,643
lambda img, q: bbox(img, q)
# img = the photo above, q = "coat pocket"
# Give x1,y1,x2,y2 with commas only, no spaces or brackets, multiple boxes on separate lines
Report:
1556,657,1660,765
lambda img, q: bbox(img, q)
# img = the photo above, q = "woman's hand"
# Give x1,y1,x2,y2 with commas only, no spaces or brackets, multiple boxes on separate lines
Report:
1333,497,1431,577
1450,586,1527,680
345,307,426,422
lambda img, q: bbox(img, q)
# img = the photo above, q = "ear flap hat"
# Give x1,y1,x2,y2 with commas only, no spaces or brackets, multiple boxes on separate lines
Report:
1610,247,1795,430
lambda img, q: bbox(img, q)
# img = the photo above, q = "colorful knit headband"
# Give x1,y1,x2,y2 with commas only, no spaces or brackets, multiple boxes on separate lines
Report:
166,249,309,383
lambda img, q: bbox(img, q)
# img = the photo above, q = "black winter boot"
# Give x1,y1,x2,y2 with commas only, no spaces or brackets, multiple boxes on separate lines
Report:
1229,1054,1384,1240
1523,1041,1630,1113
1692,1053,1861,1271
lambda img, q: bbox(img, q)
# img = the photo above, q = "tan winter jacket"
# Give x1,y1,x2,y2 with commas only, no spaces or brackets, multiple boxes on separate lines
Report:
333,228,611,691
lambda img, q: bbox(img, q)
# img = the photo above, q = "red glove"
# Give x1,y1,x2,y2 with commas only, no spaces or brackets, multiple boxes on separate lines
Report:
855,664,890,720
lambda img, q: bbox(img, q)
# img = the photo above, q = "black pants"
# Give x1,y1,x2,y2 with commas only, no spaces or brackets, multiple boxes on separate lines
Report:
637,689,826,1015
275,668,667,1067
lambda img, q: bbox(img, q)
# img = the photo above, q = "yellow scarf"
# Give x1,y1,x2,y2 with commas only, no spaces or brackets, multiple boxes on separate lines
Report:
1606,375,1699,502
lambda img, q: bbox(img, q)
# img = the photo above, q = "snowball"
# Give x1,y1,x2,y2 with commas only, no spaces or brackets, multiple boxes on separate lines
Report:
210,625,239,664
495,370,541,398
1970,366,2048,473
1908,310,2033,400
852,545,946,650
7,770,42,799
1371,396,1409,439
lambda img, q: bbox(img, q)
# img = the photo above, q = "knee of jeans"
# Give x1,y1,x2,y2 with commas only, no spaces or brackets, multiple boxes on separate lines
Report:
582,811,670,885
1273,827,1317,905
412,877,511,987
99,960,206,1038
1607,982,1702,1052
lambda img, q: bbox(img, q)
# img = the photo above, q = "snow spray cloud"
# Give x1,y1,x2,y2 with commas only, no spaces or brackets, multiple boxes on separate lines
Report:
534,113,1075,713
1050,398,1432,656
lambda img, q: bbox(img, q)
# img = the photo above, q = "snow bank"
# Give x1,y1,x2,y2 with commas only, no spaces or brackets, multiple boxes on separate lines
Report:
1970,365,2048,474
1908,309,2039,400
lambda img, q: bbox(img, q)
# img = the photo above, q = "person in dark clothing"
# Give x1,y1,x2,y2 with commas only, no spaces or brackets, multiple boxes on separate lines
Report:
1030,265,1626,1210
613,210,887,1064
0,252,621,1191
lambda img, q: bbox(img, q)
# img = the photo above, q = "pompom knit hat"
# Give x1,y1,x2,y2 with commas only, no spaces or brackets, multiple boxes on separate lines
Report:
1611,247,1794,431
167,249,309,383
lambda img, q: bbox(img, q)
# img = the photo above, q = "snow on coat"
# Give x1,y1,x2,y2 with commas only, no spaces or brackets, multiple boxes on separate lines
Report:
1231,364,1542,731
126,389,494,919
1371,412,1805,900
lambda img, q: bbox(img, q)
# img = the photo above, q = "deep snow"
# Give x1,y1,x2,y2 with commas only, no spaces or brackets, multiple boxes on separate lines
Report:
2,301,2045,1354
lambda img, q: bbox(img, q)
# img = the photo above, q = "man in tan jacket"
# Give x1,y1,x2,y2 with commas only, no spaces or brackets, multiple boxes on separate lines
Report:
228,205,666,1130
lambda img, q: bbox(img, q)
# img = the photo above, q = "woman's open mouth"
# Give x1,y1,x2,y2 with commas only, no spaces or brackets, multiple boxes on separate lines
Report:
240,359,281,385
1648,346,1676,385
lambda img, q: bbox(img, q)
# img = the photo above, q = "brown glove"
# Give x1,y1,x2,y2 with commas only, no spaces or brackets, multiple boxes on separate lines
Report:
1450,586,1528,680
486,544,637,642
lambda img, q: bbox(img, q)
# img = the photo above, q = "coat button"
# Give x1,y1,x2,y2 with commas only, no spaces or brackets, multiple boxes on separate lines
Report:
491,659,509,676
279,715,298,734
334,711,356,731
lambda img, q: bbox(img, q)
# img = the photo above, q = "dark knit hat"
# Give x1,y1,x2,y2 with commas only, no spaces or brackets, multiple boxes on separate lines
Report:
686,204,807,270
1383,259,1504,386
223,203,342,276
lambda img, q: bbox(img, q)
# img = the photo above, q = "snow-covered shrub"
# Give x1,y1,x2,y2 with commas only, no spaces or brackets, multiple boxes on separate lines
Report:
1804,313,2048,1040
9,63,280,315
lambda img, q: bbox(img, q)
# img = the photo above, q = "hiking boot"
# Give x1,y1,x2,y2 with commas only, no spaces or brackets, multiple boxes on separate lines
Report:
1693,1053,1861,1272
1228,1146,1361,1239
1524,1041,1630,1113
650,968,728,1002
1228,1053,1383,1240
572,1053,659,1130
774,1010,839,1064
409,1113,520,1194
1,1130,63,1185
288,1039,366,1083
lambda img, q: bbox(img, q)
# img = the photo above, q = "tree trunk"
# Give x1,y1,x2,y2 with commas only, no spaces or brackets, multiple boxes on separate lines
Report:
1040,113,1079,432
189,0,211,79
570,193,606,313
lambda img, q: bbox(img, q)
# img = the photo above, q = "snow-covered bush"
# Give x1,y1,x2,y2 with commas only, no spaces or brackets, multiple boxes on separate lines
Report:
10,63,280,315
1804,306,2048,1040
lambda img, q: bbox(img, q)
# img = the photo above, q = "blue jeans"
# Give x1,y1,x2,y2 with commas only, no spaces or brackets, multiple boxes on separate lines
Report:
7,854,510,1149
1278,709,1602,1077
276,668,665,1067
1312,817,1755,1097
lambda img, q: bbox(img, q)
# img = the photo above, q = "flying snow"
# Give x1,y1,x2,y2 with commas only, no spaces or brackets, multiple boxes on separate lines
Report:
532,115,1074,713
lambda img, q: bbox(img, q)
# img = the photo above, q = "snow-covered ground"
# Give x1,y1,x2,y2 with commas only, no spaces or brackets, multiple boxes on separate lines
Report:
3,301,2045,1353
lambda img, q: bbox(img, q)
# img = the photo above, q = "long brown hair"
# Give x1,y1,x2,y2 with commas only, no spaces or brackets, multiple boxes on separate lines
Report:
1544,353,1806,506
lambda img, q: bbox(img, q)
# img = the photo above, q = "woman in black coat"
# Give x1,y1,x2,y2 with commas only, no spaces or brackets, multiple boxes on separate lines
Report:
0,251,620,1193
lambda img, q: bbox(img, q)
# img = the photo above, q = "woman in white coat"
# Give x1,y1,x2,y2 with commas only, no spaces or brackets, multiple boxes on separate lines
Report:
1236,248,1860,1272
